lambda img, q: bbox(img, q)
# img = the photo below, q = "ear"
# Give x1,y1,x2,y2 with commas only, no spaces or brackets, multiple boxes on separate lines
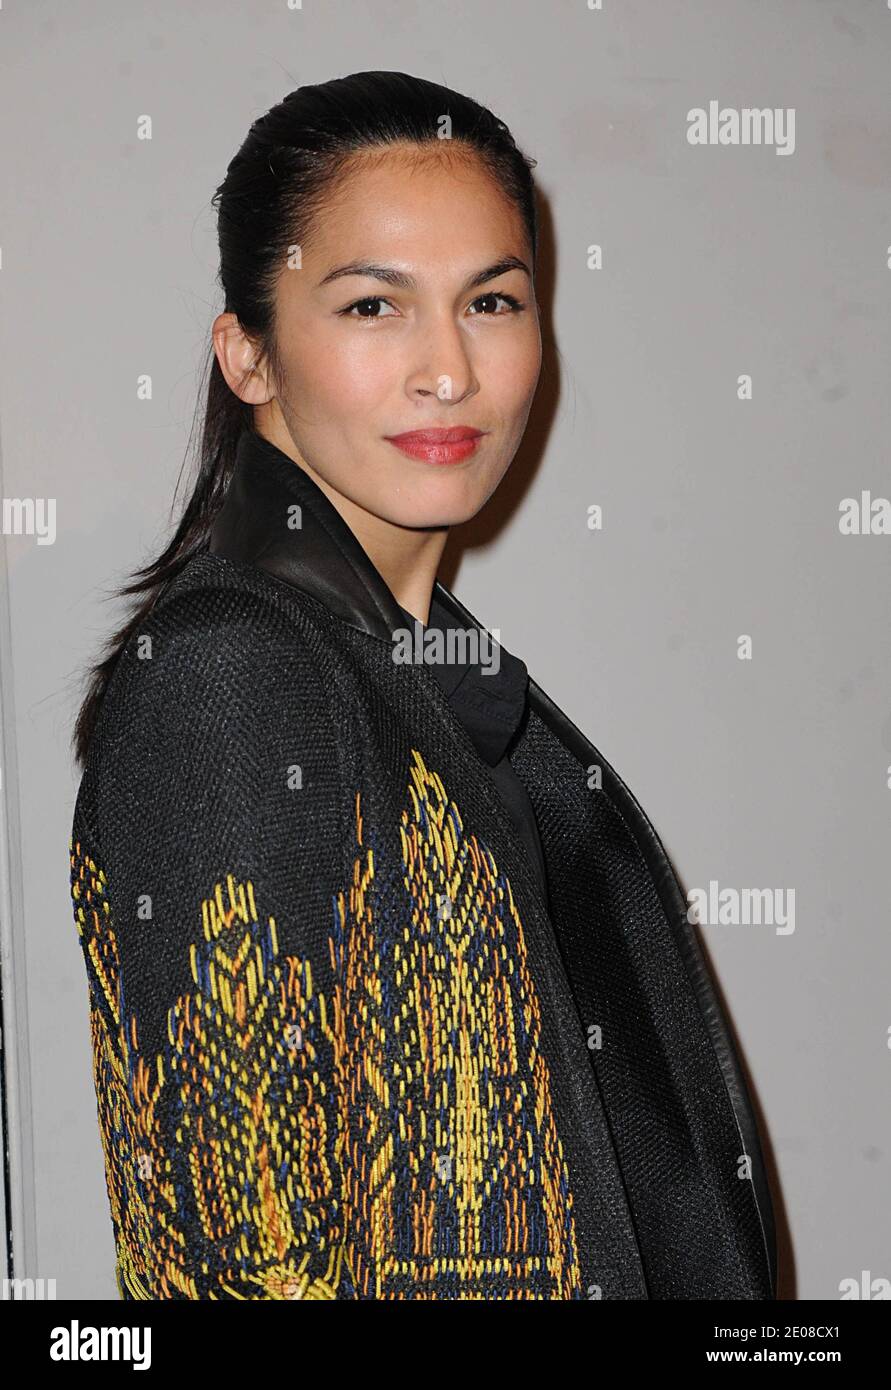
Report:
211,312,271,405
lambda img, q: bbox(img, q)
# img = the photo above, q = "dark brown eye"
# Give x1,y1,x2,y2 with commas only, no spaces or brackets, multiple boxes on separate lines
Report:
469,292,524,315
339,296,397,319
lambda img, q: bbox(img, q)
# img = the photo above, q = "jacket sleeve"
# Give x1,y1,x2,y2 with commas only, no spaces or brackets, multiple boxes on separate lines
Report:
70,586,351,1300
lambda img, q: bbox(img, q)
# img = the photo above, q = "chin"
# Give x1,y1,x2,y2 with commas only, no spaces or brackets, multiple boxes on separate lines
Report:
380,500,479,531
392,479,491,530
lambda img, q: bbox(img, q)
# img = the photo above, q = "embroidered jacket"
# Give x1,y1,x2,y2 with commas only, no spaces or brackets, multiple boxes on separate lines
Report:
69,425,777,1300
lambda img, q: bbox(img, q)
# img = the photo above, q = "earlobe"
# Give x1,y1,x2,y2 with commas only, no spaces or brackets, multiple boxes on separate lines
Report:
237,359,270,405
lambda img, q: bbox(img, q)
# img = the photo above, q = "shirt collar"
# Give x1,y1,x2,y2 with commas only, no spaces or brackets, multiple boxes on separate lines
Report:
396,595,529,766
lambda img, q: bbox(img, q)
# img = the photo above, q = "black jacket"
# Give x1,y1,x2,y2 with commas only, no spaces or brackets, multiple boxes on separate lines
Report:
70,425,777,1300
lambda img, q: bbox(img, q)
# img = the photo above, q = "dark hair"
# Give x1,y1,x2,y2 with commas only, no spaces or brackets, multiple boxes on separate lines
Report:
71,69,539,768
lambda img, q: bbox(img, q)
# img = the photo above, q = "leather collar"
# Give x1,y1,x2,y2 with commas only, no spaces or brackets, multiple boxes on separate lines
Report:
209,427,409,641
208,426,528,763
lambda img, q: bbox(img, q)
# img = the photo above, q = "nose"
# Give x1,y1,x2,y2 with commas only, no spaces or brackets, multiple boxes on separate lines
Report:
405,313,479,405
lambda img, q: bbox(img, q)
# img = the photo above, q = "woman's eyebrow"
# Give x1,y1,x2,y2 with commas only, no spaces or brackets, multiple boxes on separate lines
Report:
317,255,531,292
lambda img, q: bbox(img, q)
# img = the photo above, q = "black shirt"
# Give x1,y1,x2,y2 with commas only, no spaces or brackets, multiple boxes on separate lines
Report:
396,594,549,904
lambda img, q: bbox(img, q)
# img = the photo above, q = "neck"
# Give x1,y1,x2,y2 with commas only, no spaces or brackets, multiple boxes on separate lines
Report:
316,478,447,627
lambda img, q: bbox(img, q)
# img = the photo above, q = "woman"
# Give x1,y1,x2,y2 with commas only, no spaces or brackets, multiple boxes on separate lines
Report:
69,70,776,1301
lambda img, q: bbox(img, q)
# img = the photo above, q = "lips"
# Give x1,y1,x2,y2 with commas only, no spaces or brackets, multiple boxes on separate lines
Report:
384,426,486,465
386,427,483,445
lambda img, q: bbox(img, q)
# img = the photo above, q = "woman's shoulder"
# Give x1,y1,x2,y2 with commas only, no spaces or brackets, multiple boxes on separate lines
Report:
152,549,330,639
75,549,346,862
94,551,336,765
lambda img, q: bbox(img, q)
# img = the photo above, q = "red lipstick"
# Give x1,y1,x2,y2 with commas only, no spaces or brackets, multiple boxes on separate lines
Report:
384,426,485,464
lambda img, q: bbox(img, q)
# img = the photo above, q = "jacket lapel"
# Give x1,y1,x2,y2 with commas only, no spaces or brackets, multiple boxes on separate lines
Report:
435,582,777,1298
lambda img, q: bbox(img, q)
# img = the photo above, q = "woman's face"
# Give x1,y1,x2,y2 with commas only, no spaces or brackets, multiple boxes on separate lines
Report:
259,143,541,531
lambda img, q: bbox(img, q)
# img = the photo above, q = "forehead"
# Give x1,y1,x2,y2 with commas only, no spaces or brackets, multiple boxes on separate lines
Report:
307,143,528,271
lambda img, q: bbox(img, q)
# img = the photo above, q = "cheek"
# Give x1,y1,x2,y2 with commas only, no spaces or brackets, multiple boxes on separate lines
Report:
486,334,541,409
314,332,395,413
281,328,389,423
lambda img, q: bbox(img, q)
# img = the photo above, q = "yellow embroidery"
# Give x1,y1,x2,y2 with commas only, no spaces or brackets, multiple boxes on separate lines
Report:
71,850,344,1300
71,748,582,1299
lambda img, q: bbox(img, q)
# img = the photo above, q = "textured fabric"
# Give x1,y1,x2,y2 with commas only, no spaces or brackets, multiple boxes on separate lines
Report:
69,426,776,1301
395,595,548,901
